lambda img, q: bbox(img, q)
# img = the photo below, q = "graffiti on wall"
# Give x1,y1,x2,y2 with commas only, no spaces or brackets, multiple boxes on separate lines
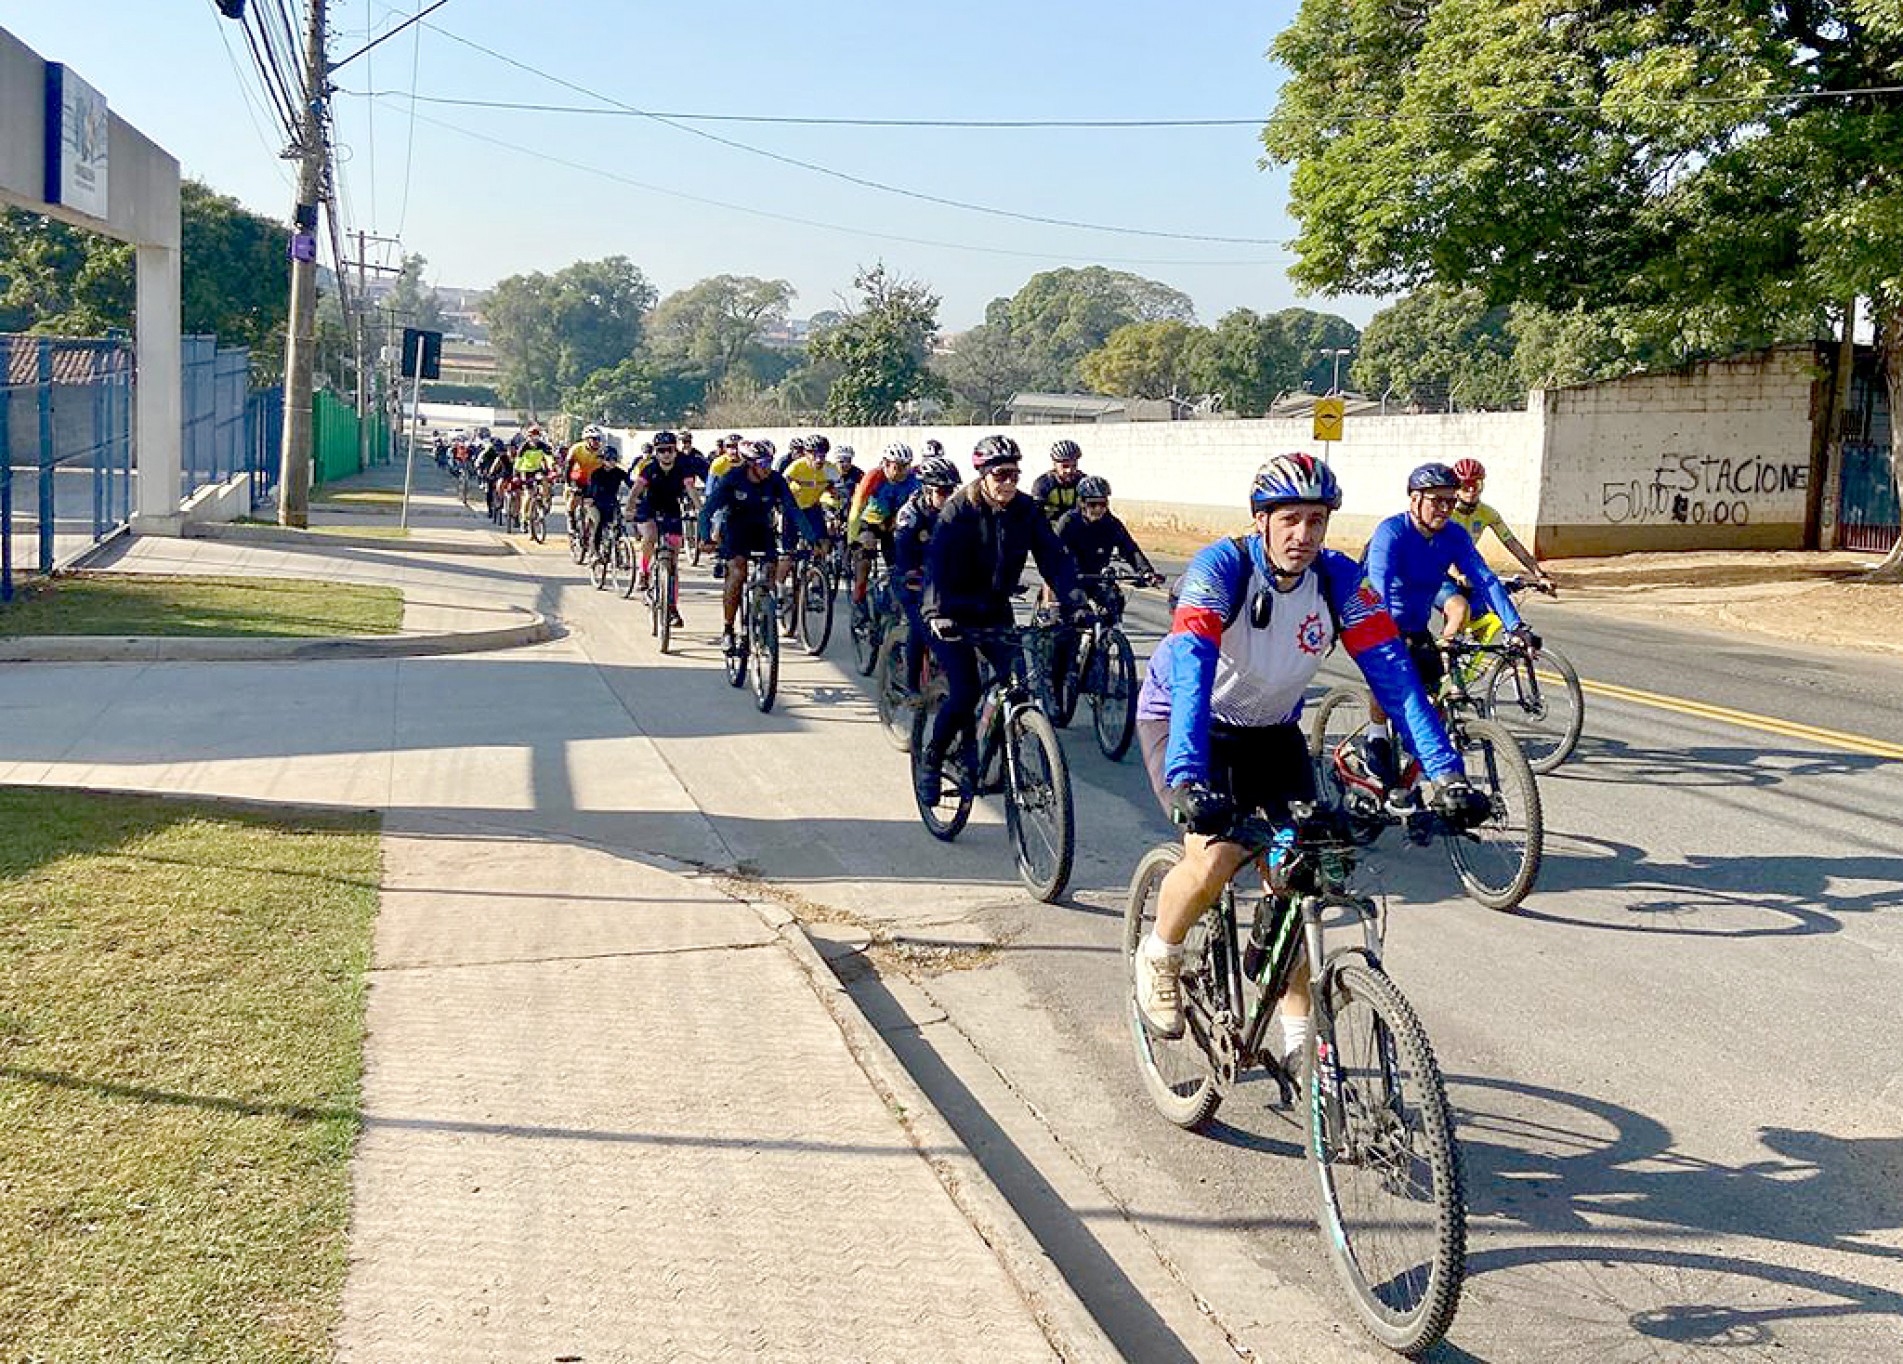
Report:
1601,453,1808,526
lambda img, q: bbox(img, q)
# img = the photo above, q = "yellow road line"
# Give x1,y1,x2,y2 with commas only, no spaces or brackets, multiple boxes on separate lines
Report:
1578,677,1903,760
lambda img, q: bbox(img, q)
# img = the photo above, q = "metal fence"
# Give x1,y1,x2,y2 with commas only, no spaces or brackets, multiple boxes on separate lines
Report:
2,334,135,602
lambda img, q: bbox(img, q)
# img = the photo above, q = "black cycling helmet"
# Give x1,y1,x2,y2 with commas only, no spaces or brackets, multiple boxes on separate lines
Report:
1050,439,1082,463
1077,475,1112,501
806,433,831,456
972,434,1022,471
917,456,961,489
1407,462,1461,493
922,438,945,459
651,430,678,450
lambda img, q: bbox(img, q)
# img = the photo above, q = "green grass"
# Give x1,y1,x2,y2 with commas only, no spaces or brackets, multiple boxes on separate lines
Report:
0,574,402,638
308,525,411,540
309,489,403,506
0,786,380,1361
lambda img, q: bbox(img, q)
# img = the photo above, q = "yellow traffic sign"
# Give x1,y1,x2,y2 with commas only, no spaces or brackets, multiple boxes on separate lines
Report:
1312,396,1345,443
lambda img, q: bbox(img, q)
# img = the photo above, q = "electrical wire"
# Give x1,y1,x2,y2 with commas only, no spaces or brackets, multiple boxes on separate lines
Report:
394,11,422,234
379,97,1289,269
420,22,1281,246
208,0,297,186
238,6,301,140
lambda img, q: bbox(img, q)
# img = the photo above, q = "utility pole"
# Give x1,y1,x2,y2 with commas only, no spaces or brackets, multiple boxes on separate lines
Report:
277,0,327,528
339,229,404,472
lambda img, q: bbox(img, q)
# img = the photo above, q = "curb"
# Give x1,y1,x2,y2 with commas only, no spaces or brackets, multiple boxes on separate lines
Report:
182,523,517,557
749,898,1123,1364
0,606,553,663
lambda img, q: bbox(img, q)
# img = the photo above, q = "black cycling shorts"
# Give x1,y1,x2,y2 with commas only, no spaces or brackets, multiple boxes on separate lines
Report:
1137,718,1316,826
1403,630,1446,695
721,520,778,561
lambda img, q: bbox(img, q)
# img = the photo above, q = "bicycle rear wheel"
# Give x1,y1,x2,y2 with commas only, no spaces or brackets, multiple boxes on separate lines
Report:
1124,843,1223,1129
1307,683,1374,806
590,540,610,590
1445,717,1543,909
656,556,676,654
850,596,880,675
1005,706,1075,902
1309,956,1465,1356
875,636,913,751
910,684,973,839
528,502,548,543
1090,628,1139,761
1482,644,1583,774
798,561,834,655
616,535,638,599
751,589,779,712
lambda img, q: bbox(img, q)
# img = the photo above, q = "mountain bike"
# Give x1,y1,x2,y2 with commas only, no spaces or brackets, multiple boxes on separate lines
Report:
910,623,1075,903
1063,568,1149,761
647,534,682,653
777,544,834,656
567,491,593,564
523,476,552,544
1126,808,1467,1355
588,513,633,596
1307,640,1544,910
873,609,919,752
722,557,780,713
682,487,704,567
849,559,899,677
1449,578,1583,774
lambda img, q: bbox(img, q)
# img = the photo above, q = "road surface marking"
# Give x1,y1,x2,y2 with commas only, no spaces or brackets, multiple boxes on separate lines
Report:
1579,677,1903,760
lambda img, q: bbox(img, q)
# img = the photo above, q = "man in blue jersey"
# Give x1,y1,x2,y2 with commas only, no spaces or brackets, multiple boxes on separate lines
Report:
1131,453,1486,1049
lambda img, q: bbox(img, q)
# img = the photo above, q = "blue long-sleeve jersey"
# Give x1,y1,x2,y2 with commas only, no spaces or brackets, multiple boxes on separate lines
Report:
1136,536,1463,788
1363,512,1520,635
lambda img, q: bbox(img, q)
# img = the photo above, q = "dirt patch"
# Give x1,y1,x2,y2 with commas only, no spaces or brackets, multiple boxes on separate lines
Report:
713,870,1004,977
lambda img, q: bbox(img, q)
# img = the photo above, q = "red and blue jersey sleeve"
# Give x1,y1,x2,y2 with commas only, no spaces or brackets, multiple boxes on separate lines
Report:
1146,538,1250,788
1321,549,1463,782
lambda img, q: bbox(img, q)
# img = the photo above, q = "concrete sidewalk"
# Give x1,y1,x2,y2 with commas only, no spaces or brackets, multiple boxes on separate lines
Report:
0,470,1119,1360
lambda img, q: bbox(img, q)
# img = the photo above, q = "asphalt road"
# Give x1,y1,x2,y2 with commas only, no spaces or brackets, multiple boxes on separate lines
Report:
487,512,1903,1362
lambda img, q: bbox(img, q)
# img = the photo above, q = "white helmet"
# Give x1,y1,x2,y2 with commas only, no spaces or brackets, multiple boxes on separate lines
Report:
582,424,604,442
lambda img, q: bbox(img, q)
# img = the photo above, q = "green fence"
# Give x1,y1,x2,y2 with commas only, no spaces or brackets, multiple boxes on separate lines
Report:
312,391,392,486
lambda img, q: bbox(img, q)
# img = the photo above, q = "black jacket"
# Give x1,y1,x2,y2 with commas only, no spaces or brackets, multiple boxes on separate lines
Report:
924,485,1080,625
1055,508,1155,580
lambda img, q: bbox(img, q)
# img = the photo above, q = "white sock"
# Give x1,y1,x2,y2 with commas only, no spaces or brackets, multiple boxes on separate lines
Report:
1279,1012,1312,1065
1142,932,1183,966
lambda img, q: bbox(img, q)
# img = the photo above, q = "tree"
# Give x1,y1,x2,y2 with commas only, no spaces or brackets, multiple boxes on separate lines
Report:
0,210,133,334
1262,0,1903,572
1190,309,1301,415
384,253,443,333
1505,304,1641,393
808,264,945,424
934,322,1035,422
987,266,1197,391
563,353,707,426
486,255,656,414
1274,307,1361,394
1351,288,1519,411
1079,320,1205,403
646,274,794,387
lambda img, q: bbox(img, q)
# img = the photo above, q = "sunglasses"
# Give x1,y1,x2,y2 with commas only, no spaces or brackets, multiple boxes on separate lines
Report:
1421,494,1459,509
986,466,1023,482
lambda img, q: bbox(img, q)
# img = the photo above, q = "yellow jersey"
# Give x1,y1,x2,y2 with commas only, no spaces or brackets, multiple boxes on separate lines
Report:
566,440,602,482
1450,498,1508,544
709,451,741,480
783,455,832,511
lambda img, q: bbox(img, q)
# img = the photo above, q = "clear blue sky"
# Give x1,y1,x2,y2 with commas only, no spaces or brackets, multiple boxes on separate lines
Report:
6,1,1382,330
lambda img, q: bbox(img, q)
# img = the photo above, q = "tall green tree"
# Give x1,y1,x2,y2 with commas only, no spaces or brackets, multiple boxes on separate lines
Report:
1352,288,1519,411
1190,309,1301,415
809,264,945,424
646,274,794,386
934,322,1036,422
1263,0,1903,571
1079,319,1206,403
985,266,1197,391
384,253,443,333
1273,307,1361,393
486,255,656,414
562,353,707,426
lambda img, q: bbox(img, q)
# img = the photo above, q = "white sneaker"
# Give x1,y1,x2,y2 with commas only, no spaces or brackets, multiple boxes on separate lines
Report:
1134,938,1185,1040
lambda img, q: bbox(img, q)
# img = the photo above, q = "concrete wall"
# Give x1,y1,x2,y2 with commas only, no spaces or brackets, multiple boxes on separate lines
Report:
180,472,253,528
1535,347,1821,556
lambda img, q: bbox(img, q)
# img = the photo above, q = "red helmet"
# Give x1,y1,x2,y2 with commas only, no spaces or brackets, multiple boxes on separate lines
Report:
1452,458,1486,485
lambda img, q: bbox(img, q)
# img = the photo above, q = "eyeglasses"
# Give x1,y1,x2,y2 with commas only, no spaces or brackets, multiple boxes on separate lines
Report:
986,466,1022,482
1421,494,1459,509
1082,500,1109,511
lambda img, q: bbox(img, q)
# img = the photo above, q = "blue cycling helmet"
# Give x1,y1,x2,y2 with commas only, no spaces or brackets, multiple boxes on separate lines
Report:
1407,462,1460,493
1250,453,1342,511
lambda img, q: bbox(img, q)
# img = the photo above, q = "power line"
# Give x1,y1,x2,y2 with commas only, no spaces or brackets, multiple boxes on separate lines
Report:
208,1,297,183
237,5,301,139
331,0,453,71
420,22,1281,247
394,9,423,234
379,97,1289,269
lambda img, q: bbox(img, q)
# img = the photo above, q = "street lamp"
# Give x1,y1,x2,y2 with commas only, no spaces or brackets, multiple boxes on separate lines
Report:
1323,347,1355,394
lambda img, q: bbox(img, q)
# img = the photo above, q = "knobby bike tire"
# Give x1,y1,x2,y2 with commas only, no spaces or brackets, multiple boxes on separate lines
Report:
751,589,779,713
850,597,880,676
1307,683,1375,808
1043,628,1080,727
657,557,676,654
1308,956,1466,1356
590,541,610,590
1091,628,1139,762
1482,644,1584,774
648,559,664,639
723,616,748,689
1005,706,1075,902
1124,842,1223,1129
617,537,639,599
1445,716,1543,910
799,562,834,655
528,504,547,544
875,635,913,752
909,683,972,840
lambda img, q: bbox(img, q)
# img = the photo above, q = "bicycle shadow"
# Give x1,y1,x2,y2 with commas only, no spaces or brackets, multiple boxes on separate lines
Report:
1547,733,1889,789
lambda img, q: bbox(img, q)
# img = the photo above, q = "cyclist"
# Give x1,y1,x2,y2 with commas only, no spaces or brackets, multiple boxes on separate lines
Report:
1130,453,1487,1052
846,443,920,609
628,431,706,622
1031,438,1086,525
702,439,802,652
916,434,1084,807
478,435,513,522
563,424,609,537
584,444,632,562
831,445,864,505
892,454,964,694
1048,473,1163,691
511,426,557,529
780,436,836,594
1439,457,1553,640
700,435,748,578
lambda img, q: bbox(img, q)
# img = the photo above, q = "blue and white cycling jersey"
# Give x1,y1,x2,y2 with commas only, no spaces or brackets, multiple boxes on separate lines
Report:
1364,512,1520,635
1136,535,1462,790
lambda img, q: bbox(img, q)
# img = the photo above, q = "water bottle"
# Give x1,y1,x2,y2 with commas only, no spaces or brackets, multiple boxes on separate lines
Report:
1243,827,1298,980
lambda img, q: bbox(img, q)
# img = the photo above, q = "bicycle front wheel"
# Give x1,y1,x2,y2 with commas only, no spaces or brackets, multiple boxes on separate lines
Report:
528,503,548,544
590,541,610,590
751,590,779,712
1445,717,1543,909
1309,956,1466,1356
874,636,913,752
1090,628,1138,761
1124,844,1222,1129
1482,644,1583,774
850,597,879,675
657,557,676,654
616,536,638,599
1005,706,1074,902
798,561,834,655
